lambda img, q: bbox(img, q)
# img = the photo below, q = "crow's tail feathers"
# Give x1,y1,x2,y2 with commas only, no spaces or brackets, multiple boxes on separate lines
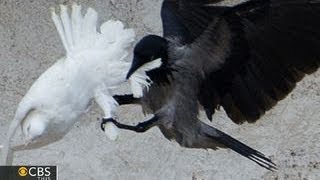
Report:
51,3,135,58
200,122,277,171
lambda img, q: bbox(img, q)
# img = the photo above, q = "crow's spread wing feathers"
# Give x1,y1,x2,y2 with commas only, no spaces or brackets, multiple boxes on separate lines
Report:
162,0,320,123
148,0,226,84
199,0,320,123
161,0,226,44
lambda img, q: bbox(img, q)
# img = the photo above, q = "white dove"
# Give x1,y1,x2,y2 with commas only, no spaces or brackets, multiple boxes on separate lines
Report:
0,4,161,165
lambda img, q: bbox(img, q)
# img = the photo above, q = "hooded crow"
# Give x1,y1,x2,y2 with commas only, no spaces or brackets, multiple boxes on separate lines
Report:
102,0,320,170
0,4,160,165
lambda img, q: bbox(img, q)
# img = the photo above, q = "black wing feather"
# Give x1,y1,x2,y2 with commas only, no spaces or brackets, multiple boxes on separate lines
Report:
199,0,320,123
161,0,227,44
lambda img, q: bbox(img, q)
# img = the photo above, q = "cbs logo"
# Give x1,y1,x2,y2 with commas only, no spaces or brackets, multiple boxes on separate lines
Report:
18,166,52,177
18,167,28,176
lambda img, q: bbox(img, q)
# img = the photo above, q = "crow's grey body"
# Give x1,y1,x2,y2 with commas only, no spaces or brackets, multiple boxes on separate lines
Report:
141,39,218,145
145,68,203,147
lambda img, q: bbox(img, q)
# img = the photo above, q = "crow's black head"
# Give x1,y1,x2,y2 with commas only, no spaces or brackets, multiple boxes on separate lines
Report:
126,35,168,79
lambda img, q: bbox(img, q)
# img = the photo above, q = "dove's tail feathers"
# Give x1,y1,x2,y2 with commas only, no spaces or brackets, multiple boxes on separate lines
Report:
0,104,33,165
51,4,134,57
51,3,98,56
98,20,135,50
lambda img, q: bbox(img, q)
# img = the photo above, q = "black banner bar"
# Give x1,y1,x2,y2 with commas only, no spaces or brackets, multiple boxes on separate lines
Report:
0,166,57,180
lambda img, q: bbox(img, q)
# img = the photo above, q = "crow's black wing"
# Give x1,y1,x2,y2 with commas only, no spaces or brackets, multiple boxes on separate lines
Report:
151,0,228,84
199,0,320,123
161,0,226,44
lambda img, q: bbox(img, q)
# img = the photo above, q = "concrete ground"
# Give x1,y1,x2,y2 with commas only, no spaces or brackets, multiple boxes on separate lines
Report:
0,0,319,179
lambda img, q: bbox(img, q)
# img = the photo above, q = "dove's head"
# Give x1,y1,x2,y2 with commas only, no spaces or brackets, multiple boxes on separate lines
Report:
22,110,49,143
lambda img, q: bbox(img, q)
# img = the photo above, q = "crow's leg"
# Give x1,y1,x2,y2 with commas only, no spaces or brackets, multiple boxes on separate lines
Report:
113,94,140,105
101,116,158,133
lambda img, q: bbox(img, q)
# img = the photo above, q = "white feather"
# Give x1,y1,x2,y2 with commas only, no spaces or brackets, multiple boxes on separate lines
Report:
71,3,82,45
130,58,162,98
81,8,98,49
60,5,73,50
51,8,70,53
139,58,162,72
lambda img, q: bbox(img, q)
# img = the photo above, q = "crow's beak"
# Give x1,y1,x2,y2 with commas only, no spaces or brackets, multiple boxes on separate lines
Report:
126,58,141,79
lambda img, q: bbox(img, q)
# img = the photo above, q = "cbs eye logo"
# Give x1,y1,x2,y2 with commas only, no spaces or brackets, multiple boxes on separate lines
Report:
18,166,28,177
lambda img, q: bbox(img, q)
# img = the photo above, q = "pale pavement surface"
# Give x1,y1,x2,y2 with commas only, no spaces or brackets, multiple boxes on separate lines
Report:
0,0,319,179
